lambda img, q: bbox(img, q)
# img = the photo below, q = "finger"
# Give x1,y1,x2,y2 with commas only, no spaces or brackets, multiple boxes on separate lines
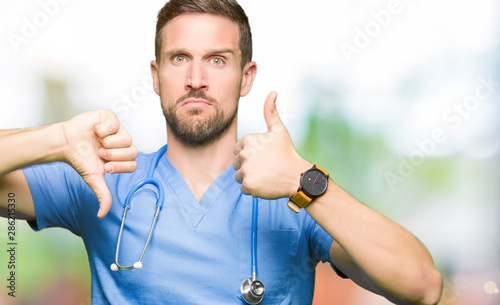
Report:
263,91,285,133
86,174,112,218
99,125,133,149
240,185,250,195
234,168,243,184
233,137,245,155
94,110,120,138
104,160,138,173
99,146,138,162
232,154,242,171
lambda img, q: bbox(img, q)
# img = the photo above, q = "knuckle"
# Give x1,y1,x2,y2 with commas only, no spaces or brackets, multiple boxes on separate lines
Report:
232,158,240,170
122,134,133,147
235,171,243,184
106,149,117,160
240,186,250,195
240,173,255,192
100,108,117,119
130,146,139,159
241,135,253,146
100,136,112,148
239,163,249,175
257,132,274,144
238,149,248,161
244,146,257,159
240,180,252,194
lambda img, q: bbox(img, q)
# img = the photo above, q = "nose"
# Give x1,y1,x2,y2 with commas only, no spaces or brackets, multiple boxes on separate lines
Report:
186,60,208,91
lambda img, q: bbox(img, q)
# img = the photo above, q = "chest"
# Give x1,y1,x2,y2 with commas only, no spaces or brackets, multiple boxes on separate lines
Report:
86,190,308,304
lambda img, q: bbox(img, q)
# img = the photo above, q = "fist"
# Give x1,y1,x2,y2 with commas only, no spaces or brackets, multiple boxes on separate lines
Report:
233,92,311,199
62,109,138,218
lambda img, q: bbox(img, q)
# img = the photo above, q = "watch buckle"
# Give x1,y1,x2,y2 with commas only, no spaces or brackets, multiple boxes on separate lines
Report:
287,201,302,213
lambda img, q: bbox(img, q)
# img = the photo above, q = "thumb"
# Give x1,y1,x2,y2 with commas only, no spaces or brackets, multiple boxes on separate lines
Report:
264,91,285,133
87,174,112,218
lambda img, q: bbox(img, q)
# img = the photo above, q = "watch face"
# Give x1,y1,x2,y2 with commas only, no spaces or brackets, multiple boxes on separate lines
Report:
301,168,328,197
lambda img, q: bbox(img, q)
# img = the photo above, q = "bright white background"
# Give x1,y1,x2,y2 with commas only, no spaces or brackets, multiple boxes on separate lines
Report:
1,0,499,304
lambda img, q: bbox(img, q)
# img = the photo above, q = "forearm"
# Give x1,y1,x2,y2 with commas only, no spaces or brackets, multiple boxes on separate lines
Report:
232,92,442,303
305,180,442,304
0,124,65,177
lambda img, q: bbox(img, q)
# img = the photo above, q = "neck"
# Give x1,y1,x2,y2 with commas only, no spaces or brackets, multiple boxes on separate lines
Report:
166,123,237,201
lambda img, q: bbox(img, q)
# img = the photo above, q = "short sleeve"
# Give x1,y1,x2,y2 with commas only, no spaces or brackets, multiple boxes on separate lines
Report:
305,212,349,279
22,162,97,235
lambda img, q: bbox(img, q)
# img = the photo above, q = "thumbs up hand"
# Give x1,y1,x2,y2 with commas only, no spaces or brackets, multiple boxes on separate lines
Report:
233,92,311,199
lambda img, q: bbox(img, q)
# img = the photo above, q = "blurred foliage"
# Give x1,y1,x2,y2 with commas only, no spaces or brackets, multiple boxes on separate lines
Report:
296,88,462,221
1,72,498,305
298,103,389,211
0,224,91,305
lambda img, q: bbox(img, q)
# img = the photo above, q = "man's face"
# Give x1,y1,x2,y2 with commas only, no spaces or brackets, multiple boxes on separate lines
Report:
151,13,256,147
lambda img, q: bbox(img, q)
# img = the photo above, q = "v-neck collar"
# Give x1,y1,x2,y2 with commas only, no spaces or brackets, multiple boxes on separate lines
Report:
160,154,237,227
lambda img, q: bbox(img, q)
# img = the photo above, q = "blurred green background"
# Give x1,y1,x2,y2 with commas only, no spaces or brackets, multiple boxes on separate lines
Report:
1,0,499,304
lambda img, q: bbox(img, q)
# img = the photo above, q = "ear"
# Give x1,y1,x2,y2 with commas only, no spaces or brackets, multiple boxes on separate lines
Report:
150,60,161,96
239,61,257,97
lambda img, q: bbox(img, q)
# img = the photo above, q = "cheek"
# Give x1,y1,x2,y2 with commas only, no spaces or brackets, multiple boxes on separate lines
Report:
160,69,183,89
209,70,242,97
158,70,185,101
211,83,240,112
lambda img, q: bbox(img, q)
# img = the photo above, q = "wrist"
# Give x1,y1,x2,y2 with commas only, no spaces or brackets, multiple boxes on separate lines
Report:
304,178,334,211
42,123,67,163
286,157,312,197
0,123,67,176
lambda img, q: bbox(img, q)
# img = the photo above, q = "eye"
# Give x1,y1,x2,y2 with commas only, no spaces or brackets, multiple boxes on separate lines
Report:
172,55,187,63
210,57,225,66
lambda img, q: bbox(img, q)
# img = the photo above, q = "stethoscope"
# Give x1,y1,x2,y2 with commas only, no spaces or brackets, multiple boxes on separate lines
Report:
240,196,265,304
110,144,167,271
109,144,265,304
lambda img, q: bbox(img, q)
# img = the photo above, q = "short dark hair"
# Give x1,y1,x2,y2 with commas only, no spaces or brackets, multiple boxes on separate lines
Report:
155,0,252,67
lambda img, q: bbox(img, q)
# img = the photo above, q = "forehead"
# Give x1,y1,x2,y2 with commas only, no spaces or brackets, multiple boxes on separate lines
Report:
162,13,241,55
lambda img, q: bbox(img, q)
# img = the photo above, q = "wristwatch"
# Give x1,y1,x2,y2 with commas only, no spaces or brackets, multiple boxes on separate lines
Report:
288,165,329,213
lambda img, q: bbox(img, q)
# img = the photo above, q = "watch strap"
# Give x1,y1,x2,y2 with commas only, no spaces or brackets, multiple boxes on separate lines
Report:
288,190,312,213
291,190,312,207
314,164,329,177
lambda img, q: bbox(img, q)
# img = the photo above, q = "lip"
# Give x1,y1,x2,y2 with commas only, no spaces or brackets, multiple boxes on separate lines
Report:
181,98,212,107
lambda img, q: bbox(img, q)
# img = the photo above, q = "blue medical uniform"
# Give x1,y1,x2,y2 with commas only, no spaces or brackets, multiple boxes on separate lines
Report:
23,146,339,304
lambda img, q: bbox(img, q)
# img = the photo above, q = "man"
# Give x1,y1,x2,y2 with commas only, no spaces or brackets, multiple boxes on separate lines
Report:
0,0,443,304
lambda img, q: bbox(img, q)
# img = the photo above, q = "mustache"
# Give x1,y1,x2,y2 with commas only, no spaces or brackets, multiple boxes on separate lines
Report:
176,89,217,105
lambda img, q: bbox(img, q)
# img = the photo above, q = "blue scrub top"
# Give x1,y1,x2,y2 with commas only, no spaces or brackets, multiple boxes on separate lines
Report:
24,146,337,304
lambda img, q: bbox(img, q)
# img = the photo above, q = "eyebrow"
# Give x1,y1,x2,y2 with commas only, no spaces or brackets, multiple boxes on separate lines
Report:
164,48,239,58
207,48,238,56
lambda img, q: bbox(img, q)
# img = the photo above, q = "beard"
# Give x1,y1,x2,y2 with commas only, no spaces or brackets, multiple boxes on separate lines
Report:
162,89,238,148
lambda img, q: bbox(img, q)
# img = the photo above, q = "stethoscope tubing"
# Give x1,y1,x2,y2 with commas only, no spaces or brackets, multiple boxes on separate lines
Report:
111,145,265,303
240,196,265,304
251,196,258,280
111,145,167,271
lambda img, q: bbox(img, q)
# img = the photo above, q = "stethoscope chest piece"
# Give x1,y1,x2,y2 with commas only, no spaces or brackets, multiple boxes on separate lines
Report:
241,277,265,304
